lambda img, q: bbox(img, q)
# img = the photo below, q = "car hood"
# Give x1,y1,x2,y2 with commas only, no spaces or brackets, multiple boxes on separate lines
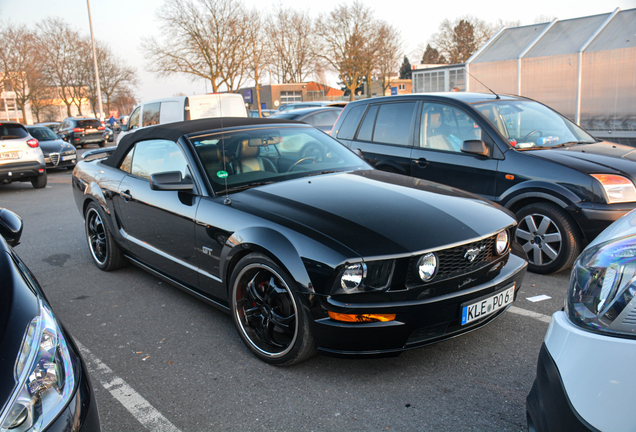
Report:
38,139,74,154
231,170,516,258
526,141,636,179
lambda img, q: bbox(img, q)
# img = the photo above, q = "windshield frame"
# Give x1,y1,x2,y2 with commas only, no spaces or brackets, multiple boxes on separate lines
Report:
187,125,370,196
472,99,597,150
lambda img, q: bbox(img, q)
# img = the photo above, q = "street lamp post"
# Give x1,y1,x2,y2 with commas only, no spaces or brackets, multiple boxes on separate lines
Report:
86,0,104,121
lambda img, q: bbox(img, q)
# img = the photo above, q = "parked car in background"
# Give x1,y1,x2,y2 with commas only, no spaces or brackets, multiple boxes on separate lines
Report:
103,126,114,142
35,122,61,133
248,109,276,118
72,117,526,365
526,209,636,432
269,107,343,132
333,92,636,274
277,101,347,112
0,121,47,188
26,125,77,170
0,208,101,431
116,93,247,144
58,117,106,149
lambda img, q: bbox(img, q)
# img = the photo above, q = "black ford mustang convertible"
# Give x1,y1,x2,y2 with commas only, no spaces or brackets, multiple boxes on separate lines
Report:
72,118,527,365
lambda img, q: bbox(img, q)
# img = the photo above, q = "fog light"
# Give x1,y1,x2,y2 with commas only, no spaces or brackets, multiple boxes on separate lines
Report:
418,253,437,282
328,312,396,323
496,231,509,255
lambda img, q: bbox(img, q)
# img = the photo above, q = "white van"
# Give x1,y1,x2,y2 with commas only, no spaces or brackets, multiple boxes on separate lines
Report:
116,93,247,144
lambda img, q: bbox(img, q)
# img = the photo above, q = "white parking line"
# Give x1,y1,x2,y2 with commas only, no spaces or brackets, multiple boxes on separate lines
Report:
76,342,182,432
508,306,552,324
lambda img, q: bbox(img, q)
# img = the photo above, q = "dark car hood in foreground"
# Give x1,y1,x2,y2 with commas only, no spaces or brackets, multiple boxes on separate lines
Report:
526,141,636,179
231,170,515,258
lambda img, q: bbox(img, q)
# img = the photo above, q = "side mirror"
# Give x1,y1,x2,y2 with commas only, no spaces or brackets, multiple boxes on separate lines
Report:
353,148,364,158
120,123,129,132
149,171,194,191
461,140,490,157
0,208,23,247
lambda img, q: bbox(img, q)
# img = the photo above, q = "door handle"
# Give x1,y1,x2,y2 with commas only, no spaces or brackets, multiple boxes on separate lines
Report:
120,190,132,202
414,158,429,167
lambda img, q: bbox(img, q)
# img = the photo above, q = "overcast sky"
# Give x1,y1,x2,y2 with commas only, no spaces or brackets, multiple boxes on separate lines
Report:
1,0,635,104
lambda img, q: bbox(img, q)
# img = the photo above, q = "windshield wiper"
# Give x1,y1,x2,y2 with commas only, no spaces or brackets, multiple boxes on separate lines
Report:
224,181,276,193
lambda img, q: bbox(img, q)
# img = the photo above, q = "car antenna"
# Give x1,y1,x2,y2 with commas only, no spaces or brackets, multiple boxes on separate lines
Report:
219,92,231,206
463,67,500,99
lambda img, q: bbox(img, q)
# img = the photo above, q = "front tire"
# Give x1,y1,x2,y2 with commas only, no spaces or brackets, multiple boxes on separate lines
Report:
229,253,316,365
85,202,126,271
515,202,582,274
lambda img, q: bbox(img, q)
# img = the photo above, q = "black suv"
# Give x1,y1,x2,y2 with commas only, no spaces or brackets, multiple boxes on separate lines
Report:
58,117,106,148
332,92,636,274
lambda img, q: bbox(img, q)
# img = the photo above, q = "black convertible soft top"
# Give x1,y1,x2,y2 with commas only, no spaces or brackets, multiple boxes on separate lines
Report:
103,117,299,168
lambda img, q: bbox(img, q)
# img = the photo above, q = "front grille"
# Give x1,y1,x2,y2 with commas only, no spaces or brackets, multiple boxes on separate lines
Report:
405,234,500,288
50,153,60,166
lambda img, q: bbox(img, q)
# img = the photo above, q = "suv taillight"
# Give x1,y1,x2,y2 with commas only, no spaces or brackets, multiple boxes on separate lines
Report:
27,139,39,148
97,126,105,130
73,127,83,133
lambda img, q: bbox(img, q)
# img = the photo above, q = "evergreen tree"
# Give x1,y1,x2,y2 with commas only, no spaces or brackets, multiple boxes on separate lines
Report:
399,56,412,79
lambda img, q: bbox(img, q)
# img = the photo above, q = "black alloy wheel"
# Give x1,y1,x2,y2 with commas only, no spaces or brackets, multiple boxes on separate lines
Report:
230,254,316,365
515,202,581,274
85,202,126,271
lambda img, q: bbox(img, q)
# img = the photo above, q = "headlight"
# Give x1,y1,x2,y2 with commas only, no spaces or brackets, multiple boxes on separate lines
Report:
566,233,636,337
495,230,509,255
417,253,437,282
335,260,395,294
0,300,77,432
591,174,636,203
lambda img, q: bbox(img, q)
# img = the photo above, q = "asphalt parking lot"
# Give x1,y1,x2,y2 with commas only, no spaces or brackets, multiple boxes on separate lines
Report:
1,163,572,432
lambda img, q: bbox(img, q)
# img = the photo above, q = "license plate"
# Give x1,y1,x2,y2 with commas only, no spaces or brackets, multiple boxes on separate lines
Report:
0,151,20,160
62,155,76,161
461,285,515,325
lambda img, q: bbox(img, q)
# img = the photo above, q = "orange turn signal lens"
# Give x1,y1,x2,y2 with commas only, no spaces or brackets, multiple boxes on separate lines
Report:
328,312,396,323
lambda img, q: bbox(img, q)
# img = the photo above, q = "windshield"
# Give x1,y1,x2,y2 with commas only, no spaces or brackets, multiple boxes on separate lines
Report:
190,126,368,194
473,100,596,149
27,127,59,141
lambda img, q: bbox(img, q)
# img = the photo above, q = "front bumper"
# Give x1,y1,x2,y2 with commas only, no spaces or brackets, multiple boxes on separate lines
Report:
526,311,636,432
45,153,77,169
311,252,527,354
567,201,636,241
0,161,46,182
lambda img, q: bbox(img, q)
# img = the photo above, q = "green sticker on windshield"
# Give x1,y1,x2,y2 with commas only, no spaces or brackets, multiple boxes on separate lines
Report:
217,170,228,179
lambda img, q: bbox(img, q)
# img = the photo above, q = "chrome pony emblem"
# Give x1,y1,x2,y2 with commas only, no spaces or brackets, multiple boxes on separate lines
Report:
464,246,485,263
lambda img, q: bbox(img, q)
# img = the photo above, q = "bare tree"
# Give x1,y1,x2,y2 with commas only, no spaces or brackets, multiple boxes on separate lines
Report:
111,86,138,116
0,24,45,123
315,1,376,102
142,0,252,93
375,22,403,97
245,9,271,116
534,15,555,24
38,18,84,117
432,16,495,64
268,7,319,83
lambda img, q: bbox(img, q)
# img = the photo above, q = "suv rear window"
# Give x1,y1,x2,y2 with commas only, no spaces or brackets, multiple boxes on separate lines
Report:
77,120,102,129
0,124,28,139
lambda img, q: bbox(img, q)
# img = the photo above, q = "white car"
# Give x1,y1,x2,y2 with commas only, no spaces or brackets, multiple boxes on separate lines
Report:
526,209,636,432
0,121,47,188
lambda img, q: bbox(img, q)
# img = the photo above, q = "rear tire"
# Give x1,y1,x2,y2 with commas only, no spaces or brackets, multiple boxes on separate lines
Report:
515,202,582,274
85,202,126,271
31,173,47,189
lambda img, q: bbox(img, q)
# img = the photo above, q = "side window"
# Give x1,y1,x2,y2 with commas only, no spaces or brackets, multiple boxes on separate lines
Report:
356,105,379,142
129,107,141,129
372,102,417,146
119,147,135,173
420,103,482,152
336,105,366,140
160,101,183,124
143,103,161,127
129,140,189,180
304,110,340,128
